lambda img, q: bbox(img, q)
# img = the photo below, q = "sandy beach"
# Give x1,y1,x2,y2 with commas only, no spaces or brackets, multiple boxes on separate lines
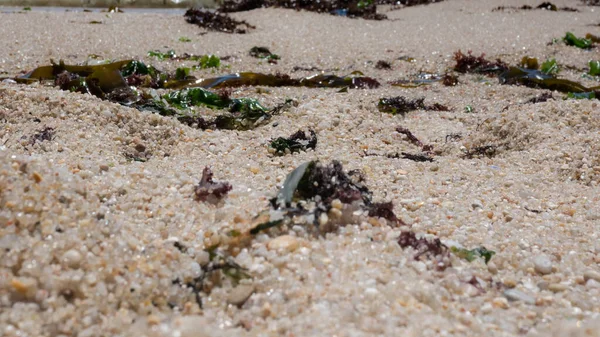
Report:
1,1,600,336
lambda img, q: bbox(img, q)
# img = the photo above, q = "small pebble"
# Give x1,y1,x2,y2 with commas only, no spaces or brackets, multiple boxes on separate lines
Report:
547,283,569,292
504,289,535,305
533,255,553,275
62,249,83,268
492,297,509,309
227,283,255,306
583,270,600,283
267,235,300,252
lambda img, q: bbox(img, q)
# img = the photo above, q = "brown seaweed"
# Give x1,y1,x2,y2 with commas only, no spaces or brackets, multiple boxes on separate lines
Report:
453,50,508,75
184,8,255,34
194,167,233,203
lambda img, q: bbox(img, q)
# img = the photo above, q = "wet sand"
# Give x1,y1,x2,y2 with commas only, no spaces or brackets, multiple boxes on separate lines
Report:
1,1,600,336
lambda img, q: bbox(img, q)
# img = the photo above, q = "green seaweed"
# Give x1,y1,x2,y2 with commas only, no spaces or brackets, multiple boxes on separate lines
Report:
450,246,496,264
179,37,192,42
563,32,593,49
567,92,596,99
197,55,221,69
589,60,600,76
499,67,594,93
249,46,280,61
541,58,559,75
148,49,177,60
269,129,317,156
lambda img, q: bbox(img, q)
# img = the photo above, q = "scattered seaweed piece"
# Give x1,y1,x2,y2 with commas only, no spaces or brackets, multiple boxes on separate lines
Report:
378,96,424,115
375,60,392,69
30,127,55,145
453,50,508,75
197,55,221,69
399,152,434,162
269,129,317,156
390,72,442,88
463,144,500,159
442,73,459,86
397,231,450,270
541,58,559,75
525,92,554,103
563,32,593,49
520,56,539,69
567,92,596,99
396,126,424,147
184,8,255,34
450,246,496,264
194,167,232,203
493,3,577,11
587,33,600,43
589,60,600,76
179,37,192,42
499,67,594,93
219,0,387,20
249,46,280,62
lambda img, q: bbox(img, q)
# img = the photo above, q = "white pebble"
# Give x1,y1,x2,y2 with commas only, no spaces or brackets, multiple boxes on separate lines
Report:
504,289,535,305
227,283,255,306
584,270,600,283
533,255,553,275
62,249,83,268
267,235,300,252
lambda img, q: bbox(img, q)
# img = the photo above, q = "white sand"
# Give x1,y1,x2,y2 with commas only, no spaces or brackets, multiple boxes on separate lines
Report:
1,1,600,336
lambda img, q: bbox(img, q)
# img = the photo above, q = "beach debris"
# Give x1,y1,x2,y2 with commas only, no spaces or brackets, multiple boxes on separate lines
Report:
398,152,434,162
567,92,596,99
525,92,554,103
29,127,55,145
167,72,380,89
194,167,233,203
397,231,450,270
541,58,559,75
179,37,192,42
375,60,392,69
563,32,593,49
450,246,496,264
390,72,443,87
269,129,317,156
463,144,501,159
520,56,539,70
453,50,508,75
442,73,459,86
493,2,577,12
378,96,447,115
589,60,600,76
184,8,255,34
249,46,280,63
587,33,600,43
378,96,425,115
218,0,387,20
499,66,597,94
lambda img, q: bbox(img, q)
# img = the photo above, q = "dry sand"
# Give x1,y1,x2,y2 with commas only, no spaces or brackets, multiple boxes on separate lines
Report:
1,1,600,336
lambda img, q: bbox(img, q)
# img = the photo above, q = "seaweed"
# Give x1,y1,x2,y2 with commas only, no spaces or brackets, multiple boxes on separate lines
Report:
526,92,554,103
378,96,424,115
397,231,450,270
493,3,577,11
194,167,233,203
256,160,405,234
587,33,600,43
520,56,539,70
442,73,459,86
541,58,559,75
463,144,500,159
499,67,596,93
453,50,508,75
197,55,221,69
375,60,392,69
567,92,596,99
563,32,593,49
168,72,380,89
30,127,54,145
179,37,192,42
399,152,434,162
269,129,317,155
219,0,387,20
249,46,280,62
390,72,442,87
184,8,255,34
450,246,496,264
148,50,221,68
589,60,600,76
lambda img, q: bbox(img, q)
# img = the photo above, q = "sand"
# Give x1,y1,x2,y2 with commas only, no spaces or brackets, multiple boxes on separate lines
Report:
1,1,600,336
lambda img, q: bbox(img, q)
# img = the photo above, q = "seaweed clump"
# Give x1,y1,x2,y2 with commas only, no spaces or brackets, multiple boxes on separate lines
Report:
194,167,232,203
397,231,450,270
453,50,508,75
184,8,255,34
218,0,387,20
29,127,55,145
250,161,406,235
378,96,448,115
269,129,317,156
